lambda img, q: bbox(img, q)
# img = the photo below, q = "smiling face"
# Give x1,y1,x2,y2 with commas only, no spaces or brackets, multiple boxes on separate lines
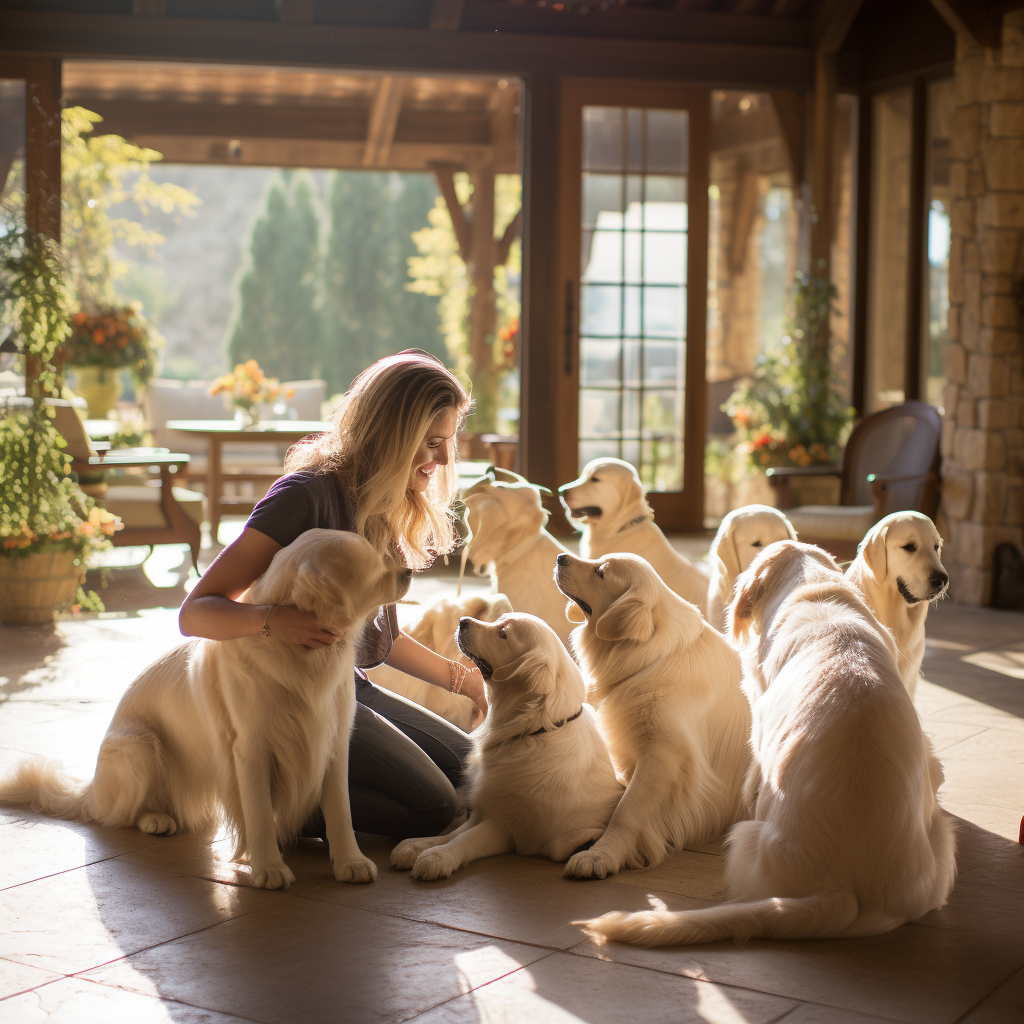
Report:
879,515,948,604
558,458,644,524
408,406,458,493
729,508,798,575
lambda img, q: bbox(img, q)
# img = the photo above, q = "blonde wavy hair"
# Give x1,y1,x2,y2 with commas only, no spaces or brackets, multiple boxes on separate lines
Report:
285,352,470,570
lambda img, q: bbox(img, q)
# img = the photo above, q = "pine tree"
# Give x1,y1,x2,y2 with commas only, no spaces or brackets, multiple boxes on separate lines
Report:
225,171,322,382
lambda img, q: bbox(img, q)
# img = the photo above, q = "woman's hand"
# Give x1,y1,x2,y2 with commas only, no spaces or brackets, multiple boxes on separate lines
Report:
265,605,339,649
459,665,488,727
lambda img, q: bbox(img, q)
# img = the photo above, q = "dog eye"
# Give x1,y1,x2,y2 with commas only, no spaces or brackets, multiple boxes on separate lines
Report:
902,543,917,553
751,540,762,548
595,565,604,578
934,543,940,552
590,476,600,482
498,626,507,639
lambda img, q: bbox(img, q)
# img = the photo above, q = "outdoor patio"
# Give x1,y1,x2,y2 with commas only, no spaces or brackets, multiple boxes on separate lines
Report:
0,532,1021,1024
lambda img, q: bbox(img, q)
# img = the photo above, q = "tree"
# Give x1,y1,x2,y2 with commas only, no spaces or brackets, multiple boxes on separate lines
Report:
225,171,323,382
320,172,442,395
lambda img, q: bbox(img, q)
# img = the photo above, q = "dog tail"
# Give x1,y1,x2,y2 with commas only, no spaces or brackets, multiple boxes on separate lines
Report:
0,758,94,823
577,889,861,947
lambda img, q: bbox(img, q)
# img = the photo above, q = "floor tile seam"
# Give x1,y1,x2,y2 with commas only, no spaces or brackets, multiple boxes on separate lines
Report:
71,973,269,1024
395,954,561,1024
0,957,68,1003
0,848,164,893
771,1001,903,1024
290,890,579,953
950,961,1024,1024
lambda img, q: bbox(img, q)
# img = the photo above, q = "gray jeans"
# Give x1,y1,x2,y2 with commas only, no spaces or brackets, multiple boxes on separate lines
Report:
305,676,473,840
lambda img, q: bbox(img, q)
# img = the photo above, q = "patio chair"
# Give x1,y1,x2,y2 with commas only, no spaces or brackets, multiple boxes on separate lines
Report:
766,401,942,560
49,399,205,571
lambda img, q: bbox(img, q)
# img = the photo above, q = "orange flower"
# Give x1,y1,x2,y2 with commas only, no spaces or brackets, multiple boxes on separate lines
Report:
74,311,87,326
93,329,105,344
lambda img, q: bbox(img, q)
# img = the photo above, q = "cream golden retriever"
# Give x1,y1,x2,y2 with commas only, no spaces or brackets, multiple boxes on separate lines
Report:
559,458,709,612
390,613,623,879
367,593,513,732
707,505,797,631
462,478,575,649
846,512,948,700
581,541,956,945
553,551,750,879
0,529,410,889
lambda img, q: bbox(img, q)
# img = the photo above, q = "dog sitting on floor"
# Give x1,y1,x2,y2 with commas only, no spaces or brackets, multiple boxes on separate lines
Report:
558,458,709,613
0,530,410,889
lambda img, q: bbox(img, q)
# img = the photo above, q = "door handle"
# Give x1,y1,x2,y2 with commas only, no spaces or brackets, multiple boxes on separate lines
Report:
563,279,574,376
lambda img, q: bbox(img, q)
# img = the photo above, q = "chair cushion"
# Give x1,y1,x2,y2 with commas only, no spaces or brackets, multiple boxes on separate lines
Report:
786,504,878,543
101,484,206,529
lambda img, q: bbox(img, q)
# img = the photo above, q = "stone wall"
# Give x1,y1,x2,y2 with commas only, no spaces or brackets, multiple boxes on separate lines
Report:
941,11,1024,604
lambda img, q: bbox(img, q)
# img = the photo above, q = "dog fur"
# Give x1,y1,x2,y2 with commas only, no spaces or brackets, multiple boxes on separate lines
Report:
0,529,410,889
580,541,956,945
559,458,709,613
553,552,750,879
845,512,948,700
707,505,797,632
463,479,575,649
390,613,624,879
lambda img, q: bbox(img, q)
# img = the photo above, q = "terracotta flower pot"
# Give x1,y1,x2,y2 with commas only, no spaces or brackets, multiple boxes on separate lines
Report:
0,550,84,625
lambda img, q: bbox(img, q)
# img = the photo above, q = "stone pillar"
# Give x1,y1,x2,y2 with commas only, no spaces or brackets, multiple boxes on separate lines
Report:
941,11,1024,604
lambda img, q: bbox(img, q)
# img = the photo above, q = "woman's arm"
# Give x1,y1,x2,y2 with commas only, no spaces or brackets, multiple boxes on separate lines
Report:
387,631,488,724
178,527,339,648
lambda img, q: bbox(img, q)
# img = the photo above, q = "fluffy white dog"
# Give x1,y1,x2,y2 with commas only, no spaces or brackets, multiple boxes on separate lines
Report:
559,458,709,612
846,511,948,700
0,530,410,889
553,552,750,879
462,478,575,649
707,505,797,631
581,541,956,945
390,613,624,879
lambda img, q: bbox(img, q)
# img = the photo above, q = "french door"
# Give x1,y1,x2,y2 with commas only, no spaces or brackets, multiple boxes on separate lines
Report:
556,81,709,531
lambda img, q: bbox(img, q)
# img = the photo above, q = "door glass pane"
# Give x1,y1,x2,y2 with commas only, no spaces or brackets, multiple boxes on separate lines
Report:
579,105,688,491
0,80,26,232
926,78,954,413
868,88,912,411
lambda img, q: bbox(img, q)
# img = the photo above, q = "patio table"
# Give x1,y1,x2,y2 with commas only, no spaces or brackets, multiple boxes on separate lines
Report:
166,419,329,541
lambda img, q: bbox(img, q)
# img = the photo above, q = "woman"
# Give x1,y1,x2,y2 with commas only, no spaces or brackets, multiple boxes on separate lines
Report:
179,351,485,839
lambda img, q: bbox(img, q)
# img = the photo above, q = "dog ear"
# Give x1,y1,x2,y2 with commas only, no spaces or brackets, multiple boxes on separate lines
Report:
861,522,889,583
595,591,655,643
464,496,505,565
730,563,770,640
783,513,798,541
491,649,555,692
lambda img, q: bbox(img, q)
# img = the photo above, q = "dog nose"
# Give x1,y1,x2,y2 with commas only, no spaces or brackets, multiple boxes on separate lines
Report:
930,571,948,589
458,617,470,632
556,552,569,566
557,485,568,496
403,568,413,580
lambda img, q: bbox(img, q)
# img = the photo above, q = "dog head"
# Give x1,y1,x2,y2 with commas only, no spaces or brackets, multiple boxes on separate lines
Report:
709,505,797,587
855,512,948,605
558,458,650,536
456,612,583,731
257,528,412,635
462,480,548,570
409,592,514,663
729,540,840,643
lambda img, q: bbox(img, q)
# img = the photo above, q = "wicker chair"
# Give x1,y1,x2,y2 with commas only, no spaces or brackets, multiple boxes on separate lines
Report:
766,401,942,561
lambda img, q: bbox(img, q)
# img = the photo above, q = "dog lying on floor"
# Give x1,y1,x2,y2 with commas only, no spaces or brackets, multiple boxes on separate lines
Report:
554,552,750,879
706,504,797,632
390,613,623,879
0,530,410,889
845,511,948,700
580,541,956,945
558,458,709,613
462,478,575,649
367,593,513,732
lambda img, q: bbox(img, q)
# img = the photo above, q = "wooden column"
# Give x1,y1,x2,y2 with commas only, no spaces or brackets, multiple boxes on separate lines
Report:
468,162,497,394
904,76,928,403
24,57,61,241
851,89,872,416
809,48,836,285
520,72,560,487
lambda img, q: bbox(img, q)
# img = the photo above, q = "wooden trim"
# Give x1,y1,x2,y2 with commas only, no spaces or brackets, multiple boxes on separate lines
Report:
926,0,1003,50
851,89,871,416
429,0,466,32
22,57,61,240
904,75,927,403
363,76,405,167
810,48,837,279
0,10,815,88
814,0,867,53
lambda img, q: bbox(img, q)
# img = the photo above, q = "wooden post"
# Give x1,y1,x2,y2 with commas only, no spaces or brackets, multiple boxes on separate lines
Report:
904,76,928,403
809,48,836,287
468,162,497,423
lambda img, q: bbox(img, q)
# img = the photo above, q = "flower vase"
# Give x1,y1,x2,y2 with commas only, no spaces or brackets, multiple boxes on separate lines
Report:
234,406,260,430
0,550,84,625
72,366,123,419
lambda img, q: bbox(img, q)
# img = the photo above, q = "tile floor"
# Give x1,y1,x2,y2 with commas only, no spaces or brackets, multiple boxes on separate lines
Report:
0,532,1022,1024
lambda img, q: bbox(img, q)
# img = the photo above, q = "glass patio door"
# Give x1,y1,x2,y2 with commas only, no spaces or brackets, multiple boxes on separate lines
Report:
558,83,709,530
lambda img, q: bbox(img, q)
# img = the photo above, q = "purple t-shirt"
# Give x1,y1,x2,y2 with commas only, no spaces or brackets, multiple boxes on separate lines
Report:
246,470,398,669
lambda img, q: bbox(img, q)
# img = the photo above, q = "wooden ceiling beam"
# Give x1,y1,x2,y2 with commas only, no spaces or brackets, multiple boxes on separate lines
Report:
813,0,865,52
768,90,804,184
429,0,465,32
0,9,816,89
362,75,405,167
926,0,1003,50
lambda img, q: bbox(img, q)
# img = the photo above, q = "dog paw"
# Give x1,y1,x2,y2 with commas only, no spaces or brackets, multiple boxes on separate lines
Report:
250,862,295,890
564,847,619,879
334,856,377,884
391,838,435,871
137,812,177,836
411,848,457,881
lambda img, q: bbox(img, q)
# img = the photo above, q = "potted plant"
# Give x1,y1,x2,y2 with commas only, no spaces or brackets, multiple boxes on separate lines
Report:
209,359,293,429
0,228,121,624
60,302,160,418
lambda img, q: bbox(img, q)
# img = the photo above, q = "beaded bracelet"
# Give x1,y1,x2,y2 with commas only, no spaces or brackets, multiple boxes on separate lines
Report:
261,605,275,638
448,659,469,695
